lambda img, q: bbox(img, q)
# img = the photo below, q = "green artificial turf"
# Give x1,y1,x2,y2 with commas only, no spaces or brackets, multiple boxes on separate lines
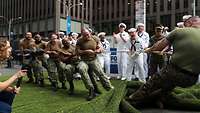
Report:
1,75,200,113
0,75,127,113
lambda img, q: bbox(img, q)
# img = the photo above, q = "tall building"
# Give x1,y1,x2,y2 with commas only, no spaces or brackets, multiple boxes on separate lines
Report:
93,0,200,35
92,0,135,34
0,0,93,37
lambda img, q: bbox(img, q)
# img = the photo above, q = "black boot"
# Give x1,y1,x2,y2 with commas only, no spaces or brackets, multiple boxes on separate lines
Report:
68,81,74,95
38,79,44,87
86,88,96,101
34,77,38,84
61,82,67,89
52,82,58,92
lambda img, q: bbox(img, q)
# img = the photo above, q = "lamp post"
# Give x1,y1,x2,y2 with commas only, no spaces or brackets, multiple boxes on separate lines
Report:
65,1,83,35
0,16,22,41
193,0,196,16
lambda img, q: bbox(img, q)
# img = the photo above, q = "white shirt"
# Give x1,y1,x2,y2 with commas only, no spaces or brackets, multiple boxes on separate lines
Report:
137,31,150,49
128,37,144,56
99,39,110,56
115,31,130,51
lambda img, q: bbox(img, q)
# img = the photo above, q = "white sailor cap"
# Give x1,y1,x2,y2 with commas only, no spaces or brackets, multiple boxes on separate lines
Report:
137,23,145,28
164,27,169,30
176,22,184,27
118,23,127,28
58,32,65,35
182,15,192,21
72,32,78,37
97,32,106,37
128,28,137,33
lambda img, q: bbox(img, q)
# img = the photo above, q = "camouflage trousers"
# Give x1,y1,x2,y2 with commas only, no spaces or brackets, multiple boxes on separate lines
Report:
21,58,33,80
77,58,113,90
55,61,66,84
47,58,58,83
32,58,44,82
58,62,75,82
129,63,199,105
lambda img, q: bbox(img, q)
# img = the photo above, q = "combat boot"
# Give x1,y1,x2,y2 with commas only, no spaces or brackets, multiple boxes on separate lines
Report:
34,77,38,84
52,82,58,92
86,88,96,101
61,82,67,89
68,81,74,95
38,79,44,87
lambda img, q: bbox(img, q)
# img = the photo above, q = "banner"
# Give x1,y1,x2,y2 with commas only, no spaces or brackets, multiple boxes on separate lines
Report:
110,48,118,74
66,16,71,35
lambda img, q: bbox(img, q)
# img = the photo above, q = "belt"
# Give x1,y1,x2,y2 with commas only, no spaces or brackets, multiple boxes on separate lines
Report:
171,63,198,77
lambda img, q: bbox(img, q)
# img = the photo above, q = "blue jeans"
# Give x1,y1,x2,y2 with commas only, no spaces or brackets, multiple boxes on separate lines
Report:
0,91,15,113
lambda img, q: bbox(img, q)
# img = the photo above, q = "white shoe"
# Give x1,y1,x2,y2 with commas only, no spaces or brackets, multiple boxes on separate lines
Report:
116,76,121,79
121,77,126,81
96,77,100,81
139,80,146,83
107,76,111,80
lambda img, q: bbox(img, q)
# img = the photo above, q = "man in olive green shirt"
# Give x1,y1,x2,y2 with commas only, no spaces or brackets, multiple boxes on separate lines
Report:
128,16,200,107
76,28,114,101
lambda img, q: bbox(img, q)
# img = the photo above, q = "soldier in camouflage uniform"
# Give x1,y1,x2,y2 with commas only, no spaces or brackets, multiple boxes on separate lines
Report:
45,33,62,91
128,17,200,108
19,32,35,83
57,38,80,94
76,28,114,101
32,34,47,86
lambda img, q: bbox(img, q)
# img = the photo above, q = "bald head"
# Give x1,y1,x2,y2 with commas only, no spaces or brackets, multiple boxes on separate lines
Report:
81,28,91,39
184,16,200,28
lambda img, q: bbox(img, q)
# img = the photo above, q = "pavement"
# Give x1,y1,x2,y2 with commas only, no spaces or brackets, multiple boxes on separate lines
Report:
0,64,20,76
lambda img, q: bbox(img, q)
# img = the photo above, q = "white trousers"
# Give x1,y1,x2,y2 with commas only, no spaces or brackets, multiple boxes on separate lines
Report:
143,53,148,78
118,52,128,78
127,54,146,82
198,74,200,84
97,54,110,75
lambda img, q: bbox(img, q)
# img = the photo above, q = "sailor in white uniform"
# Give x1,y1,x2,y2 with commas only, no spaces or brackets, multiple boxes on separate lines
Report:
113,23,130,80
126,28,146,82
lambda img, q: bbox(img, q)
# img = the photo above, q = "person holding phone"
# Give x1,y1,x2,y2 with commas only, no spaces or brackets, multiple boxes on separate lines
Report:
0,39,27,113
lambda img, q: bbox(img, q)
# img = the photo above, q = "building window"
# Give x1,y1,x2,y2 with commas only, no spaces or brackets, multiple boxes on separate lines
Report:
167,0,172,10
175,0,180,9
102,0,104,20
106,0,109,20
112,12,114,18
184,0,188,8
60,0,64,14
160,14,171,30
153,0,157,12
175,12,187,24
122,0,125,17
117,0,120,17
146,0,150,14
160,0,164,11
196,0,198,6
112,0,115,18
